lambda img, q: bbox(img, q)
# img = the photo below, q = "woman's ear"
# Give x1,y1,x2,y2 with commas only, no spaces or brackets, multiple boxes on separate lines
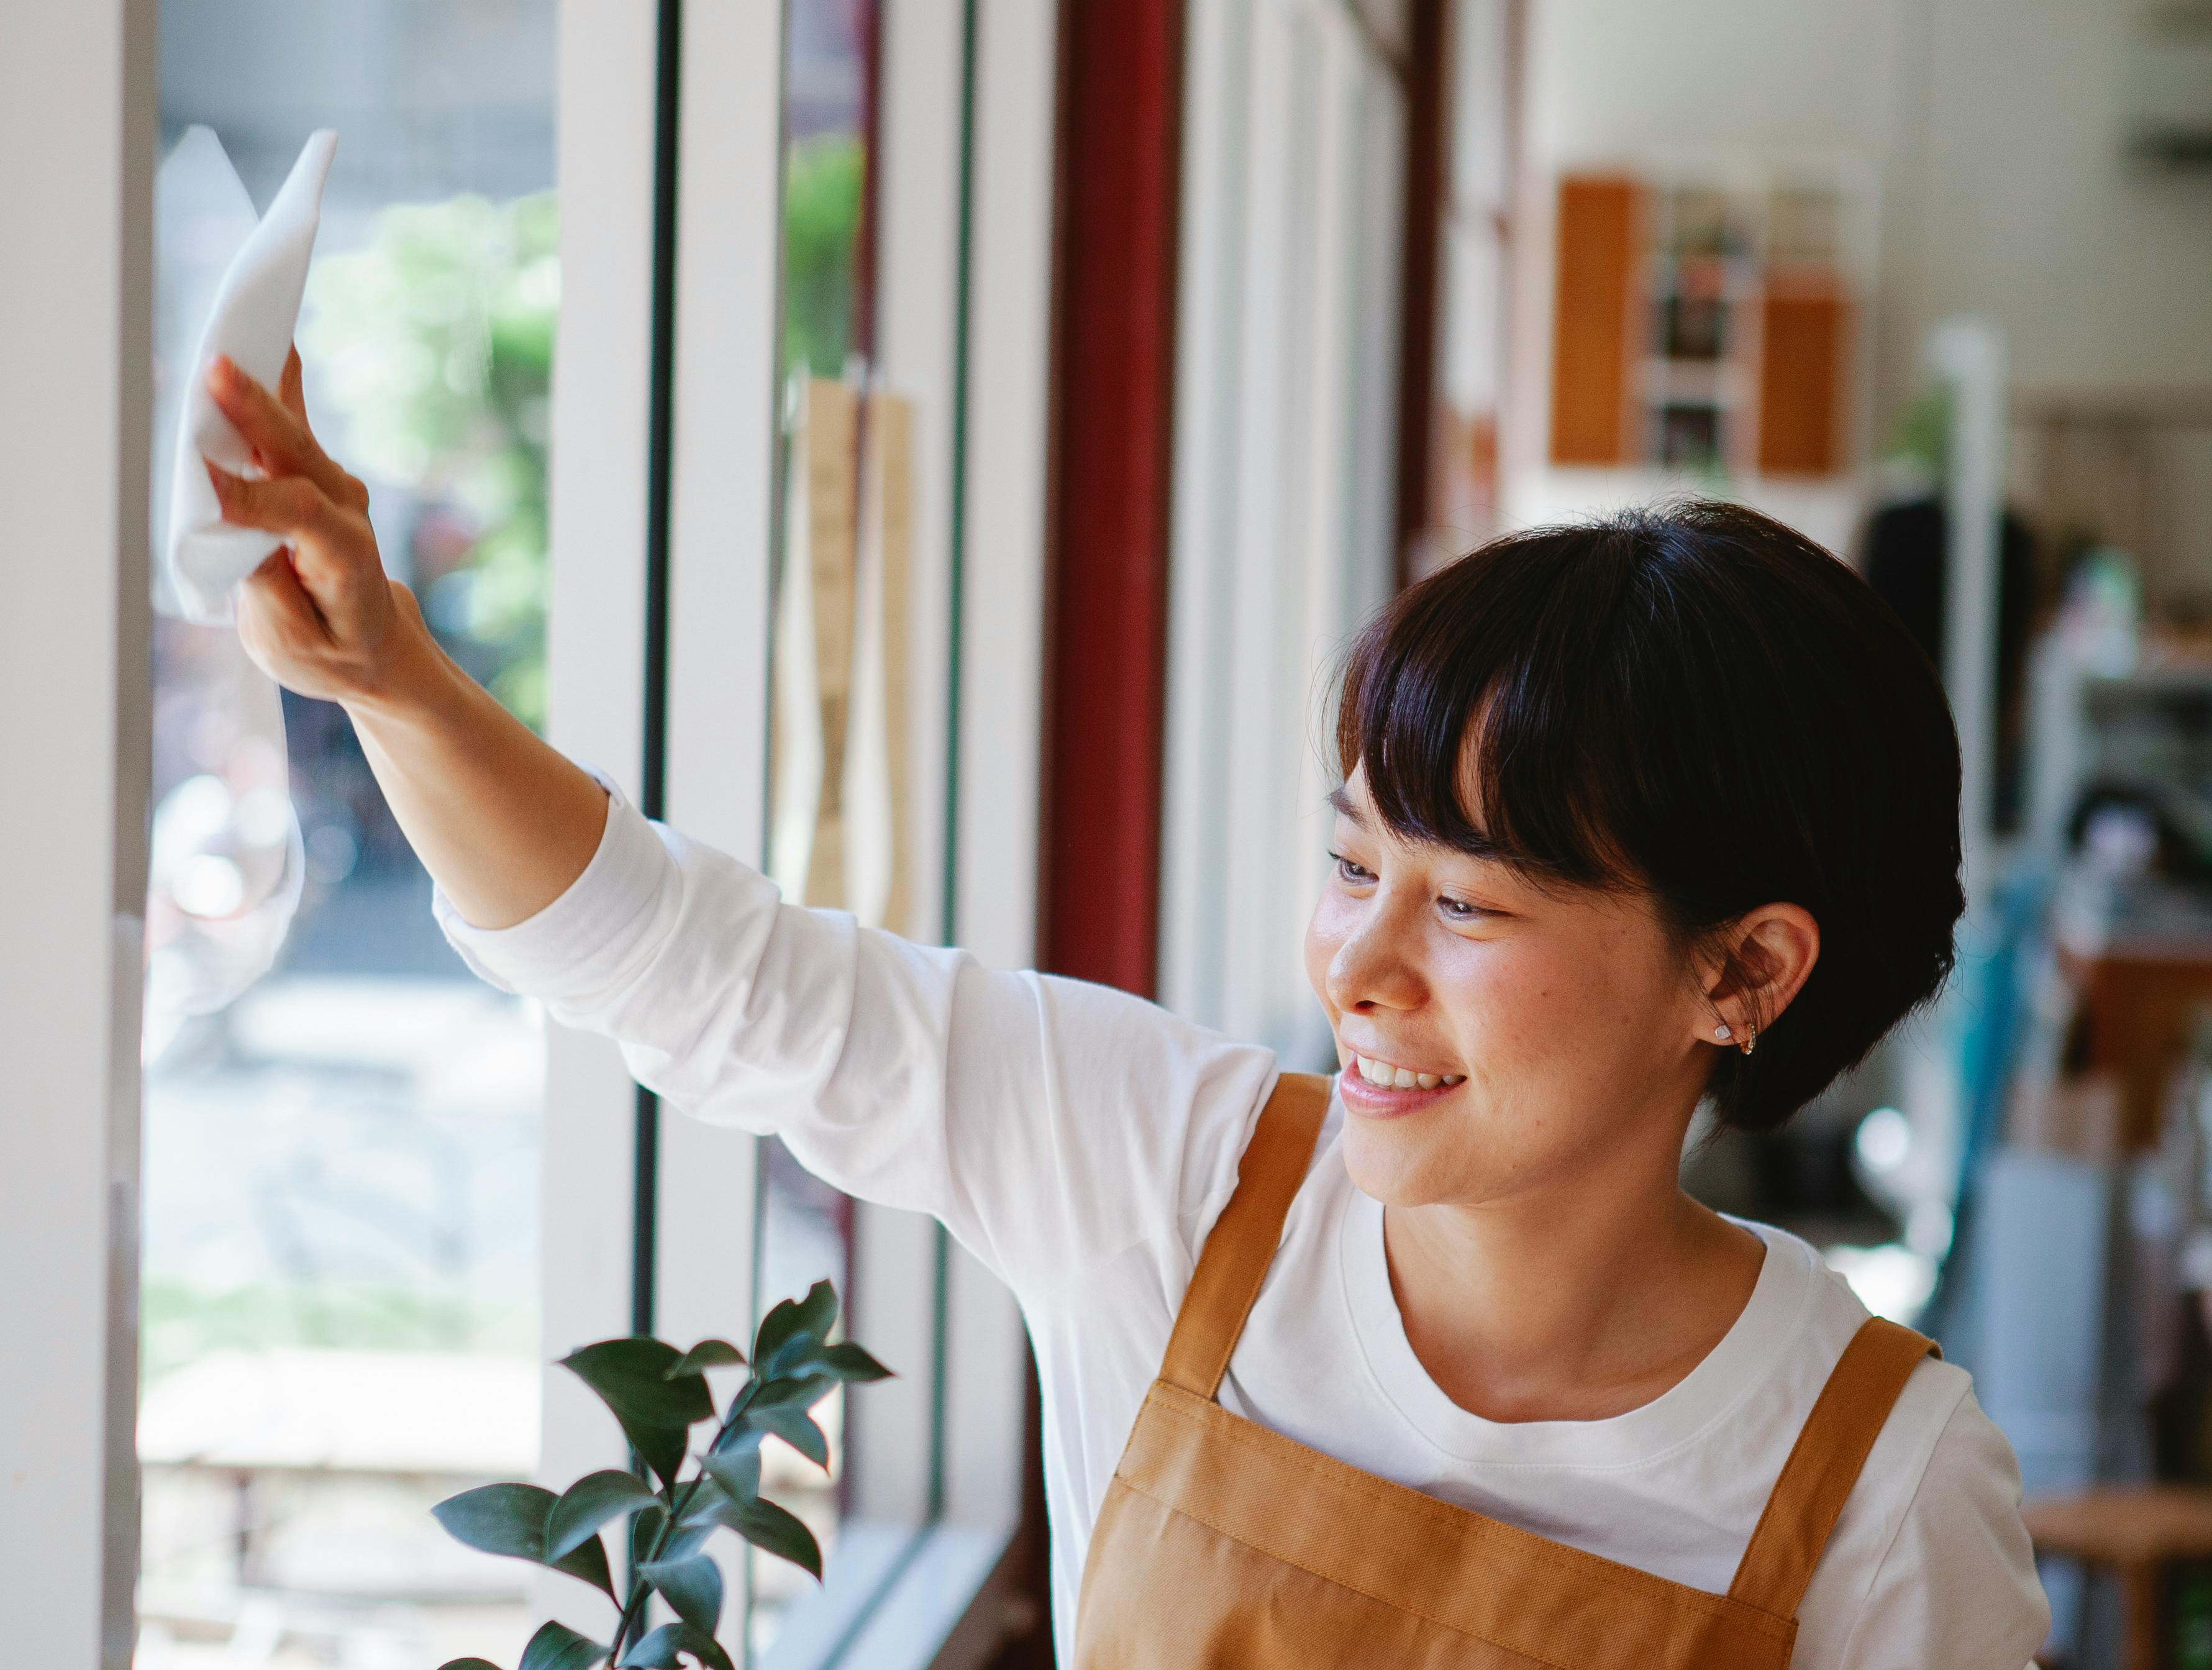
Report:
1703,904,1821,1039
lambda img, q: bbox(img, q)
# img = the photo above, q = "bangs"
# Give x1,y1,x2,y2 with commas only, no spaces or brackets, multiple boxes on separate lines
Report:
1334,519,1659,893
1333,498,1968,1136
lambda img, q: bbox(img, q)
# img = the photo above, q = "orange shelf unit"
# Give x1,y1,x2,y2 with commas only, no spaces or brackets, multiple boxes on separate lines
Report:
1548,176,1639,467
1757,284,1850,475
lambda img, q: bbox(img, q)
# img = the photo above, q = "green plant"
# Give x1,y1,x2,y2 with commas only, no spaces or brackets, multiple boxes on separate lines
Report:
432,1279,887,1670
782,134,864,378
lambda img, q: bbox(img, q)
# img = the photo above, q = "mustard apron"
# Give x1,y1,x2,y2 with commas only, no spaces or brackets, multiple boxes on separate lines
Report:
1074,1074,1935,1668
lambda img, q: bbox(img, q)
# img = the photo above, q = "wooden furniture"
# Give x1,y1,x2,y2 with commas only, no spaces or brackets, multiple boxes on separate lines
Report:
1756,283,1848,473
1547,170,1857,477
2022,1485,2212,1670
1549,176,1638,466
2057,945,2212,1155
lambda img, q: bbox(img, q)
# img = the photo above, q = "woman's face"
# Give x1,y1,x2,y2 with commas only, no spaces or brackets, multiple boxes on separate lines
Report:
1303,765,1715,1211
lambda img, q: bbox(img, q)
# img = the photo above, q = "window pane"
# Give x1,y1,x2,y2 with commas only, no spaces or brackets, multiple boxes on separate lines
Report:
753,0,876,1655
140,7,557,1666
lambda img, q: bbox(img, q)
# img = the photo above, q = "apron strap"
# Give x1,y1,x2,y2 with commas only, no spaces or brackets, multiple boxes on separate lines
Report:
1726,1315,1938,1619
1158,1072,1332,1399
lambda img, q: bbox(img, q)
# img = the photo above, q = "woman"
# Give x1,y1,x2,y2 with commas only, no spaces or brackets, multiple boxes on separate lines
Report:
204,352,2047,1668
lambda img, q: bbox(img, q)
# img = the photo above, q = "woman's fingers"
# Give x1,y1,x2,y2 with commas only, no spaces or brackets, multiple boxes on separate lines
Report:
237,547,329,655
204,457,339,542
203,457,363,603
278,345,307,422
205,355,368,512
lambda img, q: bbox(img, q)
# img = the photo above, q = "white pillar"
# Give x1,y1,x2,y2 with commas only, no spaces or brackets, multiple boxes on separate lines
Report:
532,0,663,1627
0,1,156,1659
1927,315,2008,911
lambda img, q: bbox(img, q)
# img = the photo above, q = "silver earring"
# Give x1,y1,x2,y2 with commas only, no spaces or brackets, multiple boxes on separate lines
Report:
1740,1019,1759,1057
1713,1023,1732,1042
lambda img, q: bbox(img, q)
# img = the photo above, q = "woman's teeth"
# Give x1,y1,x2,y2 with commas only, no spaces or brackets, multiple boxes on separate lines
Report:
1352,1054,1464,1092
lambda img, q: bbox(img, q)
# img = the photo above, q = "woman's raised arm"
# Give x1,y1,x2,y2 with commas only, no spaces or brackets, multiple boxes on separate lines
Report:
203,349,609,929
201,350,1278,1293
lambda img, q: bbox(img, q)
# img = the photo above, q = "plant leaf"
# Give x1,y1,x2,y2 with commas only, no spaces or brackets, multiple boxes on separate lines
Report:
617,1621,735,1670
636,1425,692,1491
749,1401,829,1469
639,1552,724,1632
698,1444,762,1508
550,1528,616,1600
434,1482,560,1561
558,1338,714,1486
430,1482,616,1600
631,1501,669,1568
691,1488,822,1581
439,1661,504,1669
752,1280,837,1377
559,1338,716,1428
547,1468,662,1561
665,1338,745,1378
661,1511,718,1563
793,1279,837,1336
813,1340,891,1382
518,1620,608,1670
745,1374,832,1413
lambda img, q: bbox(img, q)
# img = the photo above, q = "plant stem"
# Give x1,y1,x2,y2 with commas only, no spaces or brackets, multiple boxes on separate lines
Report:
604,1387,759,1665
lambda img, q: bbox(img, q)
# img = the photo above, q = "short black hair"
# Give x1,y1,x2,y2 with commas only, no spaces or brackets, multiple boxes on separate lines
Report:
1336,499,1964,1134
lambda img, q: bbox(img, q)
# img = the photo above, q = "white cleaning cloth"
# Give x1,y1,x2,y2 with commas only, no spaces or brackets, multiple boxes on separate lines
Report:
163,127,337,624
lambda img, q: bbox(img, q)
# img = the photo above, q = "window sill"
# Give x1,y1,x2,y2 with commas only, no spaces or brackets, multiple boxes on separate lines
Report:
761,1518,1023,1670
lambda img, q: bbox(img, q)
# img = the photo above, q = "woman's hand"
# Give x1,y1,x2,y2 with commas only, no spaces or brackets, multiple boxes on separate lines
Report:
200,347,611,930
204,349,437,711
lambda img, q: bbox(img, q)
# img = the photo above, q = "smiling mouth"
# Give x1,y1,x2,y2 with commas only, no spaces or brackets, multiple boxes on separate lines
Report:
1349,1053,1465,1092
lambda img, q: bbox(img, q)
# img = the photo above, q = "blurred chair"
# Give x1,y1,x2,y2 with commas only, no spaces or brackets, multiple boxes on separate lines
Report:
2023,1485,2212,1670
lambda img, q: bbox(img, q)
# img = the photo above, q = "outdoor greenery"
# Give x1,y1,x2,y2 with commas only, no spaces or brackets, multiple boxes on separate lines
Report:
298,139,864,738
301,191,559,728
142,1277,533,1383
783,134,865,378
432,1280,886,1670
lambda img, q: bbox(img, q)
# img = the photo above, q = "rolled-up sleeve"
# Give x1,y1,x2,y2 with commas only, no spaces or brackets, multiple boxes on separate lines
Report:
435,775,1278,1290
435,775,675,1002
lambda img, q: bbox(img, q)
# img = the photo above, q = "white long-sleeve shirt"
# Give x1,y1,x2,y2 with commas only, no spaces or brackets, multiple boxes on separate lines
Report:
436,779,2050,1669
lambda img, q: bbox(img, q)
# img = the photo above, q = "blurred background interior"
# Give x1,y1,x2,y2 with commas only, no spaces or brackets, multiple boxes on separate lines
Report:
16,0,2212,1666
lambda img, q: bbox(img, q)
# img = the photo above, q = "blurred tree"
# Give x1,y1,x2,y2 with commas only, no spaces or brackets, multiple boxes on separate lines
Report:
298,140,860,737
784,134,864,378
301,192,558,728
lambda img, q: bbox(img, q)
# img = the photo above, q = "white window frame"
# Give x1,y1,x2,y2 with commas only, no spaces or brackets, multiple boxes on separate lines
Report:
544,2,1052,1662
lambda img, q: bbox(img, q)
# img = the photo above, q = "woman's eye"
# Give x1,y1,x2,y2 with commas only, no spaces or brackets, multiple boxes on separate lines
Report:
1330,852,1376,885
1437,895,1485,922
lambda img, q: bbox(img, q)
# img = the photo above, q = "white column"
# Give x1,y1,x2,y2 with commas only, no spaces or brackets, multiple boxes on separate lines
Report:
535,0,661,1625
950,0,1057,982
843,0,973,1528
1927,315,2008,912
0,1,156,1659
938,0,1063,1531
650,0,785,1368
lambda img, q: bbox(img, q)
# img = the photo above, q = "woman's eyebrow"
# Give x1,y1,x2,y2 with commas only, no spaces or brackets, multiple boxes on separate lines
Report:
1326,787,1367,825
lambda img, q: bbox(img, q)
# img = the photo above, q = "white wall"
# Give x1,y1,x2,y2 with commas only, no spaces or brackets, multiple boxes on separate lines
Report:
1503,0,2212,557
1905,0,2212,397
1503,0,1912,546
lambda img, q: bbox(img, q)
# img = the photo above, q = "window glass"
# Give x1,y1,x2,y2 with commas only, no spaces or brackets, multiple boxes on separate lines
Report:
752,0,877,1656
140,6,556,1666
